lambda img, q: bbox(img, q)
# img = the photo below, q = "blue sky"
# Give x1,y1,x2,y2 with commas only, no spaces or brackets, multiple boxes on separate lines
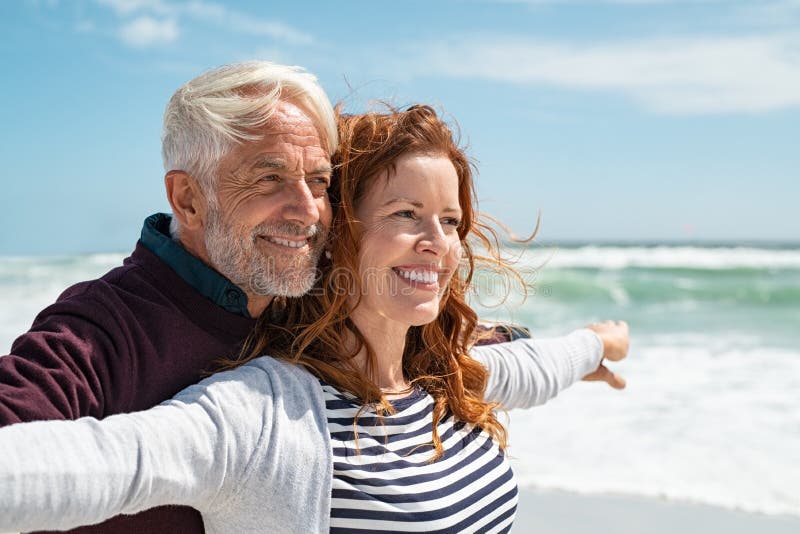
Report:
1,0,798,254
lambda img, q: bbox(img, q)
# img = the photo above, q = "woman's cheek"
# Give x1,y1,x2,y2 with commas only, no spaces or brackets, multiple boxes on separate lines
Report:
445,238,463,266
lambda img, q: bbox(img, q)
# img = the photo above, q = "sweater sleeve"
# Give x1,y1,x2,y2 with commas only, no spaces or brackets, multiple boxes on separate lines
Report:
0,284,125,424
469,329,604,409
0,364,272,533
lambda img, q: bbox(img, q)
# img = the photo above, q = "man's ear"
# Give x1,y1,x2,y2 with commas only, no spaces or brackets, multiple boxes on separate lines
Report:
165,171,208,231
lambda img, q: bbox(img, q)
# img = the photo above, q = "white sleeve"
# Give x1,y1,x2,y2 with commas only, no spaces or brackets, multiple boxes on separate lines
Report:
469,329,603,409
0,364,272,533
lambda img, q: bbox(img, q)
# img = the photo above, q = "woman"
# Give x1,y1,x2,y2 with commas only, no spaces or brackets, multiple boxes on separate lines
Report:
0,106,624,533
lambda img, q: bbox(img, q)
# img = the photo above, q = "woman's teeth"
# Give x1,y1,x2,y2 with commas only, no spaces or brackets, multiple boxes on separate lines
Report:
395,269,439,284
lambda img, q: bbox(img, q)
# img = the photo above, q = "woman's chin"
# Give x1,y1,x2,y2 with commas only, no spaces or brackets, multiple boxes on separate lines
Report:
404,305,441,327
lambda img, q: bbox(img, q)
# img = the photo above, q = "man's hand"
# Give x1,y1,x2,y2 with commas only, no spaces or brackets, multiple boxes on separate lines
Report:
583,320,630,390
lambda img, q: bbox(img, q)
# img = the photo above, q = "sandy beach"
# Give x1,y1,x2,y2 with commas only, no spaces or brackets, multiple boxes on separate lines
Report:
513,489,800,533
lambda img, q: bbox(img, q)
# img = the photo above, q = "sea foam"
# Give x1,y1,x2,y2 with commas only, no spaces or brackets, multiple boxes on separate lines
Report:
1,248,798,517
513,245,800,270
507,340,800,517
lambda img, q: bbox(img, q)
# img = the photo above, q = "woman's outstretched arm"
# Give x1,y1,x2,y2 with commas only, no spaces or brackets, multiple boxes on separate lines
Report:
470,328,605,409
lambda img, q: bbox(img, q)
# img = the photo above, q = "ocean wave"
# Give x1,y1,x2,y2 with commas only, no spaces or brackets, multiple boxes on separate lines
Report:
510,245,800,270
0,254,125,283
472,263,800,308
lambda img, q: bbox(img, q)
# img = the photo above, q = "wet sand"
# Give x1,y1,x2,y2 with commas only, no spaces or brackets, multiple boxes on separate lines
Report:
513,489,800,533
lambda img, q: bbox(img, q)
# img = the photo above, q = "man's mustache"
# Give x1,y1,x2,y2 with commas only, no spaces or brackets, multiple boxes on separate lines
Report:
252,222,324,241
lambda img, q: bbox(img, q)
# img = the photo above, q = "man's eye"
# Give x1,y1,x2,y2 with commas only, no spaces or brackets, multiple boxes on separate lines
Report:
307,178,330,199
261,174,280,182
308,176,330,187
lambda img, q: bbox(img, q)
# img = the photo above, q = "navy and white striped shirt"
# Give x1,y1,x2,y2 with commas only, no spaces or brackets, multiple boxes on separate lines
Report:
322,382,518,533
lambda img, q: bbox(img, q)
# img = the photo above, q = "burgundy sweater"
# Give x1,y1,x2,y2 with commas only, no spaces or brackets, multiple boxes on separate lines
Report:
0,227,257,533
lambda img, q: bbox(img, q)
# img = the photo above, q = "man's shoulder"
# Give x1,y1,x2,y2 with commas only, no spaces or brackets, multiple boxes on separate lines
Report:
55,262,135,302
53,244,174,308
19,244,193,345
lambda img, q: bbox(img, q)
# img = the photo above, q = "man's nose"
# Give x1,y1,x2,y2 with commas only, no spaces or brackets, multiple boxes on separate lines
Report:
282,179,320,227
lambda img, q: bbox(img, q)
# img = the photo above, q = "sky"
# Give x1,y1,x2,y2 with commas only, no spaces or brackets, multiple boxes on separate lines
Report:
1,0,798,255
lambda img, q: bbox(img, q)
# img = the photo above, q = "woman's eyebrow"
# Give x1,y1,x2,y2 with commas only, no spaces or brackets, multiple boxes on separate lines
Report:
382,198,461,213
382,197,423,208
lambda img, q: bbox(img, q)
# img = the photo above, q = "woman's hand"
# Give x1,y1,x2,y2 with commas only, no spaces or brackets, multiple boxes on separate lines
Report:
583,320,630,389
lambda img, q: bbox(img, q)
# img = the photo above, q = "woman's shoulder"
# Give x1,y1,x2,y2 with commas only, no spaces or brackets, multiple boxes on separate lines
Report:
238,355,318,385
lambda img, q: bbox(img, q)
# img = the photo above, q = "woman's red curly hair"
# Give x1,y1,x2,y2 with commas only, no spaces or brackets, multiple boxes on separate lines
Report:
223,104,509,459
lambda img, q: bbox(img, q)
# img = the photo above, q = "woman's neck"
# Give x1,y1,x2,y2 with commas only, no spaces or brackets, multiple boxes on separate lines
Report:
348,311,411,394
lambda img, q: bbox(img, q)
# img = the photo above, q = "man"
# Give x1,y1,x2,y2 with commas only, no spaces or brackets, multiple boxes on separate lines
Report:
0,61,627,533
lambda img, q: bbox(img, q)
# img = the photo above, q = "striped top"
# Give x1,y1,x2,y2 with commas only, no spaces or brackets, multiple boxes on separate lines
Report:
322,382,518,533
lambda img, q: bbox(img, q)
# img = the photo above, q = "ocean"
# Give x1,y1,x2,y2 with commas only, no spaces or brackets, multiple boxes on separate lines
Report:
1,244,799,517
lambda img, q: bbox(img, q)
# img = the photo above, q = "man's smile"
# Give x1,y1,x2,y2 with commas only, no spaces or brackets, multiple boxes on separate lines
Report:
261,236,310,249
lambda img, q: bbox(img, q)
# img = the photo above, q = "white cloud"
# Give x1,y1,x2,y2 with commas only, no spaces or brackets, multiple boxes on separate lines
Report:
119,15,179,47
493,0,726,4
398,34,800,114
96,0,172,16
220,13,313,45
180,1,313,44
95,0,313,46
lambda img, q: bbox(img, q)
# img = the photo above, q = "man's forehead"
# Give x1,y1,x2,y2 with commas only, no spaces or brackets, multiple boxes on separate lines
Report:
271,99,313,120
252,154,332,172
259,127,325,145
257,120,329,154
248,119,329,155
222,138,330,176
262,101,322,135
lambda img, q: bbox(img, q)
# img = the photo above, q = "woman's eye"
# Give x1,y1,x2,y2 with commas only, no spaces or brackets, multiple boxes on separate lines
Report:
395,210,415,219
442,217,462,227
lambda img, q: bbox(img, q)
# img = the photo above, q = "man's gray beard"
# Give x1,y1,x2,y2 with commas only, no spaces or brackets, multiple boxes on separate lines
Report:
204,207,324,298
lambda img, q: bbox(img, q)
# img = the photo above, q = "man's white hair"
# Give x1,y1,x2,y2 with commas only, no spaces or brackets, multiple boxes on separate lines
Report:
162,60,337,229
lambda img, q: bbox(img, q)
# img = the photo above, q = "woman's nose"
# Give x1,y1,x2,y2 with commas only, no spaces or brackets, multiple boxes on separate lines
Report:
415,219,450,256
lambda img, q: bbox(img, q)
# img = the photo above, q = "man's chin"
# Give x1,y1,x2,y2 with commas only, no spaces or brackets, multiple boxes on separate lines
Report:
248,267,319,297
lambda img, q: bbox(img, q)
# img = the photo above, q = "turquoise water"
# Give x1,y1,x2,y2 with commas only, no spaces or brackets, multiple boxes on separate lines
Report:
471,244,800,344
1,244,799,516
469,244,800,516
519,266,800,345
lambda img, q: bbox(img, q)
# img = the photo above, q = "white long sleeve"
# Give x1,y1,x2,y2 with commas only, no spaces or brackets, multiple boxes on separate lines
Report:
0,357,333,534
470,329,604,409
0,332,602,533
0,361,276,532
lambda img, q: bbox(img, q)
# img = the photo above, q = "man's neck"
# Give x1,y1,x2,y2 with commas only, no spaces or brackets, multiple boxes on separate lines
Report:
178,234,273,317
140,213,253,318
246,295,273,318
